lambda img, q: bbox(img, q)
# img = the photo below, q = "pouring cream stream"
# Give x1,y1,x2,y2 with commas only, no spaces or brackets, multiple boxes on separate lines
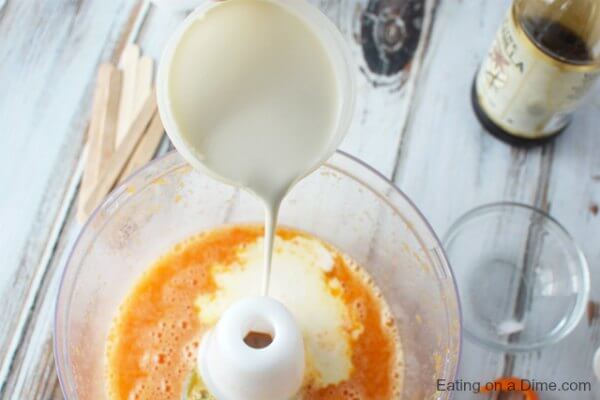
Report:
156,1,355,396
157,0,354,295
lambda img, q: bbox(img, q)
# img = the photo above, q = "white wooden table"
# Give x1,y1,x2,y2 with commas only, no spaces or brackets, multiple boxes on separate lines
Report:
1,0,598,398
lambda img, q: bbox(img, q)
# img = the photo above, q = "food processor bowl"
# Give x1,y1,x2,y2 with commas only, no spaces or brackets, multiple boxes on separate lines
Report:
55,151,461,399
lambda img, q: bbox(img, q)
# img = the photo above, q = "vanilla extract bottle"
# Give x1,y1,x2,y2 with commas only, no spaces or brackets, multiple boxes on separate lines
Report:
472,0,600,146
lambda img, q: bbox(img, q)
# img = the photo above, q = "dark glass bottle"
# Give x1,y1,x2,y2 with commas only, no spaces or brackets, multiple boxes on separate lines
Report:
472,0,600,146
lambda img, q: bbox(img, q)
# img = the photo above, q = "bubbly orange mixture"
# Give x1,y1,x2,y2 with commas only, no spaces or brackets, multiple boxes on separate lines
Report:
107,225,401,399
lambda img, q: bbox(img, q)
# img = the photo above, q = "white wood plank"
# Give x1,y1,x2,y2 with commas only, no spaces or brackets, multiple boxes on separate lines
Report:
503,91,600,399
2,205,81,399
392,1,523,396
0,3,178,398
319,0,438,178
0,0,144,394
394,0,600,398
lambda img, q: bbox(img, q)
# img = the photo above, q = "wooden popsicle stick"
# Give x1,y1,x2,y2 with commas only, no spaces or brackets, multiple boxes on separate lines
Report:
82,90,157,217
78,64,121,221
134,56,153,115
81,65,111,185
118,111,164,183
98,68,122,171
115,44,140,146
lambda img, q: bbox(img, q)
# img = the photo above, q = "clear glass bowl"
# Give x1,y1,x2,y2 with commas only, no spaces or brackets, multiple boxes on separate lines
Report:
55,151,461,399
444,202,589,352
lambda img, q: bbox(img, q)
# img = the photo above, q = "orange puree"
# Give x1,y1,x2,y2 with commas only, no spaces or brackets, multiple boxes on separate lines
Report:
301,256,397,400
107,225,400,399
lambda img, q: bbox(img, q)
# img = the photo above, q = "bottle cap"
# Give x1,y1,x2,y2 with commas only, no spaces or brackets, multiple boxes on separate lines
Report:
198,296,305,400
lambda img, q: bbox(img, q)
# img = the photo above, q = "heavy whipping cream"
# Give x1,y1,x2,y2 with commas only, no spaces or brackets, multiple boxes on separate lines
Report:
158,0,347,294
195,235,355,386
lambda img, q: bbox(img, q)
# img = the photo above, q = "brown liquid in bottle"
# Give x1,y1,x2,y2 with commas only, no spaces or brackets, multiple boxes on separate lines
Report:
521,17,594,64
471,12,597,147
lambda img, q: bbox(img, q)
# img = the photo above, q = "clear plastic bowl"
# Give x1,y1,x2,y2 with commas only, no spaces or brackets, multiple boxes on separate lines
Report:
444,202,589,352
54,151,462,399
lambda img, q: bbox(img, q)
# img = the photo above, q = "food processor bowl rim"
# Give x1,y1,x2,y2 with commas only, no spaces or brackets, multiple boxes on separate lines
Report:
54,149,463,399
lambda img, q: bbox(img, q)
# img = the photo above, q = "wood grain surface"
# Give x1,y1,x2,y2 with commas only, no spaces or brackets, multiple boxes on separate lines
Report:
0,0,598,399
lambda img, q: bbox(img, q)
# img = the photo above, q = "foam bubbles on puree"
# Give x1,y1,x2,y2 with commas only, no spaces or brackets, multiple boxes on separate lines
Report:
106,226,404,399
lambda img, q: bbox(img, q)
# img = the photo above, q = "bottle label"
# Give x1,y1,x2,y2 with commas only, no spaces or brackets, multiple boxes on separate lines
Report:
475,7,600,139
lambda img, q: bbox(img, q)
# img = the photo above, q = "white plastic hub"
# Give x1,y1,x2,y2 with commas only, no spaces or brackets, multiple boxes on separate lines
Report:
198,296,305,400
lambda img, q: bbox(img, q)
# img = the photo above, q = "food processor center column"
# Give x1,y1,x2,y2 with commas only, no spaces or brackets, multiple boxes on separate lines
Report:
198,296,305,400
